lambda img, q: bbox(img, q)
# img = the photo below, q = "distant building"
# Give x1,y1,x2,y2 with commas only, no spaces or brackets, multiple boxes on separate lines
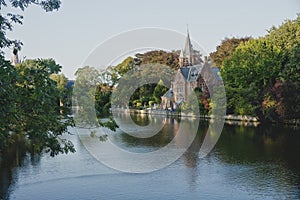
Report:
11,48,20,66
161,29,221,110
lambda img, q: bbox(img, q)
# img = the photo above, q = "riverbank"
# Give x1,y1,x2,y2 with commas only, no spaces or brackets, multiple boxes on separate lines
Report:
112,108,260,127
111,108,300,128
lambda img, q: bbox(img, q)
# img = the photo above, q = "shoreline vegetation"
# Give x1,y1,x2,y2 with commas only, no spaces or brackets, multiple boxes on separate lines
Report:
87,15,300,128
111,108,300,128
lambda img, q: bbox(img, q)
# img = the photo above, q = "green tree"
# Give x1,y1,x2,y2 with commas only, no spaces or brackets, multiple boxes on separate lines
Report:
221,15,300,121
0,55,18,149
50,73,72,110
138,50,179,70
261,15,300,121
0,0,78,156
210,37,250,68
104,56,135,86
0,59,75,156
73,66,101,127
194,87,210,115
153,80,168,104
221,38,283,117
73,66,118,131
95,83,113,117
266,15,300,51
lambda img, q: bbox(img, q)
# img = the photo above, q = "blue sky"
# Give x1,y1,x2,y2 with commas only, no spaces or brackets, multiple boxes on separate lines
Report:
4,0,300,79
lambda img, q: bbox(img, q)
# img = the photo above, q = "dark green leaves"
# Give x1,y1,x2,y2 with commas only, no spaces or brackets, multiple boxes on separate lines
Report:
0,58,74,156
220,16,300,121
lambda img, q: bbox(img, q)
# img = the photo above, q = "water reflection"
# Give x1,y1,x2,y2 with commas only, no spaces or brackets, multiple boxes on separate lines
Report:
1,115,300,199
114,115,300,197
214,124,300,199
112,113,205,154
78,113,200,172
0,136,42,200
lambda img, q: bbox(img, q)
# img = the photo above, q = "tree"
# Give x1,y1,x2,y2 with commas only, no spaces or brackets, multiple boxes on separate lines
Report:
266,15,300,51
73,66,118,131
73,66,101,127
138,50,179,70
95,83,113,117
194,87,210,115
153,80,168,104
0,0,81,156
282,43,300,85
221,15,300,122
0,59,75,156
105,56,135,86
0,55,18,149
221,38,283,117
266,43,300,120
210,37,250,68
50,73,72,111
261,15,300,121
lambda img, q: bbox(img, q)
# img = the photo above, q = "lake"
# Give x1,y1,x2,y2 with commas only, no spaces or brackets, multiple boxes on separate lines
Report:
1,114,300,200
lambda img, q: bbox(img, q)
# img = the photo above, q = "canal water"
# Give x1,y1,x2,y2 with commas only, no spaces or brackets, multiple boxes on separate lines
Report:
1,114,300,200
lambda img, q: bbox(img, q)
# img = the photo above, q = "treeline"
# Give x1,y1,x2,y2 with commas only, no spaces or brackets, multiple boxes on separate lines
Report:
91,50,179,114
0,57,75,156
210,15,300,122
92,15,300,123
0,0,78,156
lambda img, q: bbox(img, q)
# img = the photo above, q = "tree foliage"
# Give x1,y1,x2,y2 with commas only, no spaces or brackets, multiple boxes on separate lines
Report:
210,37,250,68
73,66,118,131
95,83,112,117
153,80,168,104
0,58,75,156
137,50,179,70
0,56,18,148
50,73,72,108
0,0,78,156
221,15,300,121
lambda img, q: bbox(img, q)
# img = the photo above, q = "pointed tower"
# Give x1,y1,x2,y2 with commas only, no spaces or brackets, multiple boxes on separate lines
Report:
179,27,195,67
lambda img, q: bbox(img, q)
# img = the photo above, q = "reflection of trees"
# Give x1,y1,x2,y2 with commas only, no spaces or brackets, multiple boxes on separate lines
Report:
182,122,208,168
215,124,299,163
130,113,151,126
117,114,209,168
116,114,179,148
0,135,41,200
215,124,300,194
179,121,208,188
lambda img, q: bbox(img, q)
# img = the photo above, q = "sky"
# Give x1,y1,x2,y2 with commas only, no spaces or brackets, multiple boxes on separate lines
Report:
3,0,300,79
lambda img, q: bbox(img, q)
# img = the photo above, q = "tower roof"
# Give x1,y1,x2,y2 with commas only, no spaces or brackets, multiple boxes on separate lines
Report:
184,28,193,56
179,49,184,58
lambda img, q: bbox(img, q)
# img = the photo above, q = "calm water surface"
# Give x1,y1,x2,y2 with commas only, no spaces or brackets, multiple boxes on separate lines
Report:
1,114,300,200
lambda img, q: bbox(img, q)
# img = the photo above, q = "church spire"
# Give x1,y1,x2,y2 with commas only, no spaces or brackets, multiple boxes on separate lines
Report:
187,24,189,35
184,27,193,57
179,26,196,67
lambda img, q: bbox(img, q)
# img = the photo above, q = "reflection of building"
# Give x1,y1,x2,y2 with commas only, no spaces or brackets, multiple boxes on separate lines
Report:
161,29,221,110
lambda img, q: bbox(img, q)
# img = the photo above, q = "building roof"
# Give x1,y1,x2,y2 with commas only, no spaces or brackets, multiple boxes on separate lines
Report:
179,64,203,82
178,62,222,83
187,65,199,82
162,89,174,99
184,31,193,56
179,49,184,58
180,67,190,80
